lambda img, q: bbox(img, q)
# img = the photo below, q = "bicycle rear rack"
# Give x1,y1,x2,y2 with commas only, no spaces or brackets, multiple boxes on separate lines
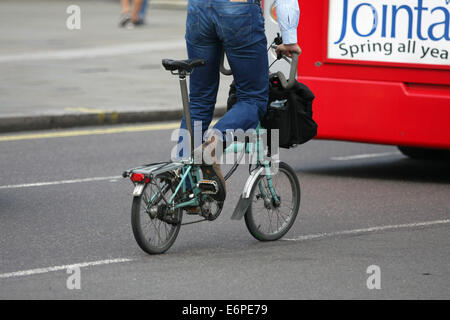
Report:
122,161,185,179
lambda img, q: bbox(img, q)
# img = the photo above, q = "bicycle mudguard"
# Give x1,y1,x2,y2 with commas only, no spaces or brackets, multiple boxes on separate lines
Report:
230,196,251,220
230,166,265,220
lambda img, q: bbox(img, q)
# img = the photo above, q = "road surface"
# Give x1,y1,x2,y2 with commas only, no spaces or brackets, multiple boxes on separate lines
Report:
0,124,449,299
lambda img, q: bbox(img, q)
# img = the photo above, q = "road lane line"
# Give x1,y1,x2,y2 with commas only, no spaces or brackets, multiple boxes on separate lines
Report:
330,151,402,161
0,119,220,142
0,122,180,142
1,219,448,279
282,219,450,242
0,40,185,63
0,176,122,190
0,258,134,279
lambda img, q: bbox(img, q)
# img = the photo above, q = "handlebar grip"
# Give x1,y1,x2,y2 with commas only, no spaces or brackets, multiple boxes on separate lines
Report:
276,52,299,90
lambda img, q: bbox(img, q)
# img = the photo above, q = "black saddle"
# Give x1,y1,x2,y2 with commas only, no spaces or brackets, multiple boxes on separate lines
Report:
162,58,206,73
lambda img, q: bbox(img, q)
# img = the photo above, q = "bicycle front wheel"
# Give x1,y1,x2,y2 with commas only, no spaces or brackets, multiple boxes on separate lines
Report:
245,162,300,241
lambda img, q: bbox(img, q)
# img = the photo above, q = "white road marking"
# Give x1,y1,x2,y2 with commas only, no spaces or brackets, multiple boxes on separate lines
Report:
0,40,185,63
1,219,449,280
282,219,450,242
0,176,122,190
0,258,134,279
330,151,402,161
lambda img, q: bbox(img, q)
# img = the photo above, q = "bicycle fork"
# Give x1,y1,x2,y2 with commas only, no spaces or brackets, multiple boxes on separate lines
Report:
230,162,279,220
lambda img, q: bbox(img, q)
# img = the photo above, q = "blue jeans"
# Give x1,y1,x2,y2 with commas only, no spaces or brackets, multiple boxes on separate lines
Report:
139,0,148,20
180,0,269,149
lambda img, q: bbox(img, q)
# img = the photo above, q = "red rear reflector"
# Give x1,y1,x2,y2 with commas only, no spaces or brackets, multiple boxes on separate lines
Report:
130,173,151,183
130,173,145,183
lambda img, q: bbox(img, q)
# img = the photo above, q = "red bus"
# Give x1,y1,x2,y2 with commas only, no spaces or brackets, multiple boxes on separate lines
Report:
264,0,450,158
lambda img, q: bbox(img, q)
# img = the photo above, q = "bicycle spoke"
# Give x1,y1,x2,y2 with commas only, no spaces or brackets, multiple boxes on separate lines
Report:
275,208,289,225
266,208,273,234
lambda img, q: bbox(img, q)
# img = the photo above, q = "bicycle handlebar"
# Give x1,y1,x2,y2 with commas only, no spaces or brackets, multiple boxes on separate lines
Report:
270,44,299,90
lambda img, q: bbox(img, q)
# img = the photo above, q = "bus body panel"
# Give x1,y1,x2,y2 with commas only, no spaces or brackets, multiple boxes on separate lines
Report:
264,0,450,149
303,76,450,149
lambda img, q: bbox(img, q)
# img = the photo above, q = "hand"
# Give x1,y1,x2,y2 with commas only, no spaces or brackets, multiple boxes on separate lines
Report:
276,43,302,58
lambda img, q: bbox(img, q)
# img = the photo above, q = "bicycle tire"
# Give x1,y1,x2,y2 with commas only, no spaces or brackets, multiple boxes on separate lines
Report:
131,173,182,254
244,162,300,241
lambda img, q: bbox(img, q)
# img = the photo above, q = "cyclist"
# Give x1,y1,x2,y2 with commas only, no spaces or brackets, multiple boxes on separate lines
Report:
180,0,301,203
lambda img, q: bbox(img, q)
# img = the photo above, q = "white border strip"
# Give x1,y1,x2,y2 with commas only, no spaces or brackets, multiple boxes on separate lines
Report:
0,176,122,190
0,258,134,279
282,219,450,242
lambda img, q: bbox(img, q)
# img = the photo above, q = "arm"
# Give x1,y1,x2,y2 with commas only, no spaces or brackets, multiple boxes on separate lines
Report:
274,0,302,57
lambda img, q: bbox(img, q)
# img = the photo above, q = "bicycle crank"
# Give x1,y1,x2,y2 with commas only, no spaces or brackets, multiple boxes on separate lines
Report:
200,199,224,221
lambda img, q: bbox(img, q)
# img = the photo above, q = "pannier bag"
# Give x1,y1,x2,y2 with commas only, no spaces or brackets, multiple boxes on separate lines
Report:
227,76,318,149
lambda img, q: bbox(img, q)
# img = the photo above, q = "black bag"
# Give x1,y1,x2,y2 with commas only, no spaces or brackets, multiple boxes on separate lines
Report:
227,77,317,149
262,76,317,148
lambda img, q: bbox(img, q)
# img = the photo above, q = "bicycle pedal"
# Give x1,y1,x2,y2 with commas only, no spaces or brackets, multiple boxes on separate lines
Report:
197,180,218,195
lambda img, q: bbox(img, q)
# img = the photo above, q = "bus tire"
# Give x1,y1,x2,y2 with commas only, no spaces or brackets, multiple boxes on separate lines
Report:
397,146,450,161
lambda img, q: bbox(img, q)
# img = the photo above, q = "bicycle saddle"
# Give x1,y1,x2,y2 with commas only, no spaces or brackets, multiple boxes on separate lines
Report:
162,58,206,73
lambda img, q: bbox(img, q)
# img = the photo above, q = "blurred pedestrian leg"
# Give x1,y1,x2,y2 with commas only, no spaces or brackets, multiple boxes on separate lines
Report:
139,0,149,23
119,0,145,28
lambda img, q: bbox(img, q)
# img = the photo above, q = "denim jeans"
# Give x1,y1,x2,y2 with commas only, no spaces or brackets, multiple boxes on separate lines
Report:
180,0,269,150
139,0,148,20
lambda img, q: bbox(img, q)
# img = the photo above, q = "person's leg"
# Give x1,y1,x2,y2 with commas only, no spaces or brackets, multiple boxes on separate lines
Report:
119,0,132,27
214,41,268,133
178,1,227,203
183,43,221,134
178,1,222,158
177,43,221,159
131,0,144,23
139,0,148,21
120,0,130,14
212,2,269,134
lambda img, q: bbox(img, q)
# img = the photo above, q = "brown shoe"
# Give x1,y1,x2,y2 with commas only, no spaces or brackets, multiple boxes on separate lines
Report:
198,133,226,201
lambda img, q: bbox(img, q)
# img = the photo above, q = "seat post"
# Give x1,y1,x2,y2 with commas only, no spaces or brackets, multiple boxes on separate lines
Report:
178,71,194,158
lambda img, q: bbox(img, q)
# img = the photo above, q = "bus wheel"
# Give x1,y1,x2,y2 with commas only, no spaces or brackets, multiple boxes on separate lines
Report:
397,146,450,161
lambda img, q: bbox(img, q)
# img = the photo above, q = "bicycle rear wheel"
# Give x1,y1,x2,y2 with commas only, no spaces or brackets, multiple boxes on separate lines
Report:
244,162,300,241
131,173,182,254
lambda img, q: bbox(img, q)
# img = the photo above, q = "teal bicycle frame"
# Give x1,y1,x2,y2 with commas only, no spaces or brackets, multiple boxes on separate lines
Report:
164,123,280,211
125,67,281,218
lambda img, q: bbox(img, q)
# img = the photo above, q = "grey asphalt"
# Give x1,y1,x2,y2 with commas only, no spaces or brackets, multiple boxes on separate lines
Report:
0,124,449,299
0,0,230,132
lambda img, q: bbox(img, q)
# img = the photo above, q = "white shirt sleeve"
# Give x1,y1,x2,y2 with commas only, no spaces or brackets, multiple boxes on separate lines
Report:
274,0,300,44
